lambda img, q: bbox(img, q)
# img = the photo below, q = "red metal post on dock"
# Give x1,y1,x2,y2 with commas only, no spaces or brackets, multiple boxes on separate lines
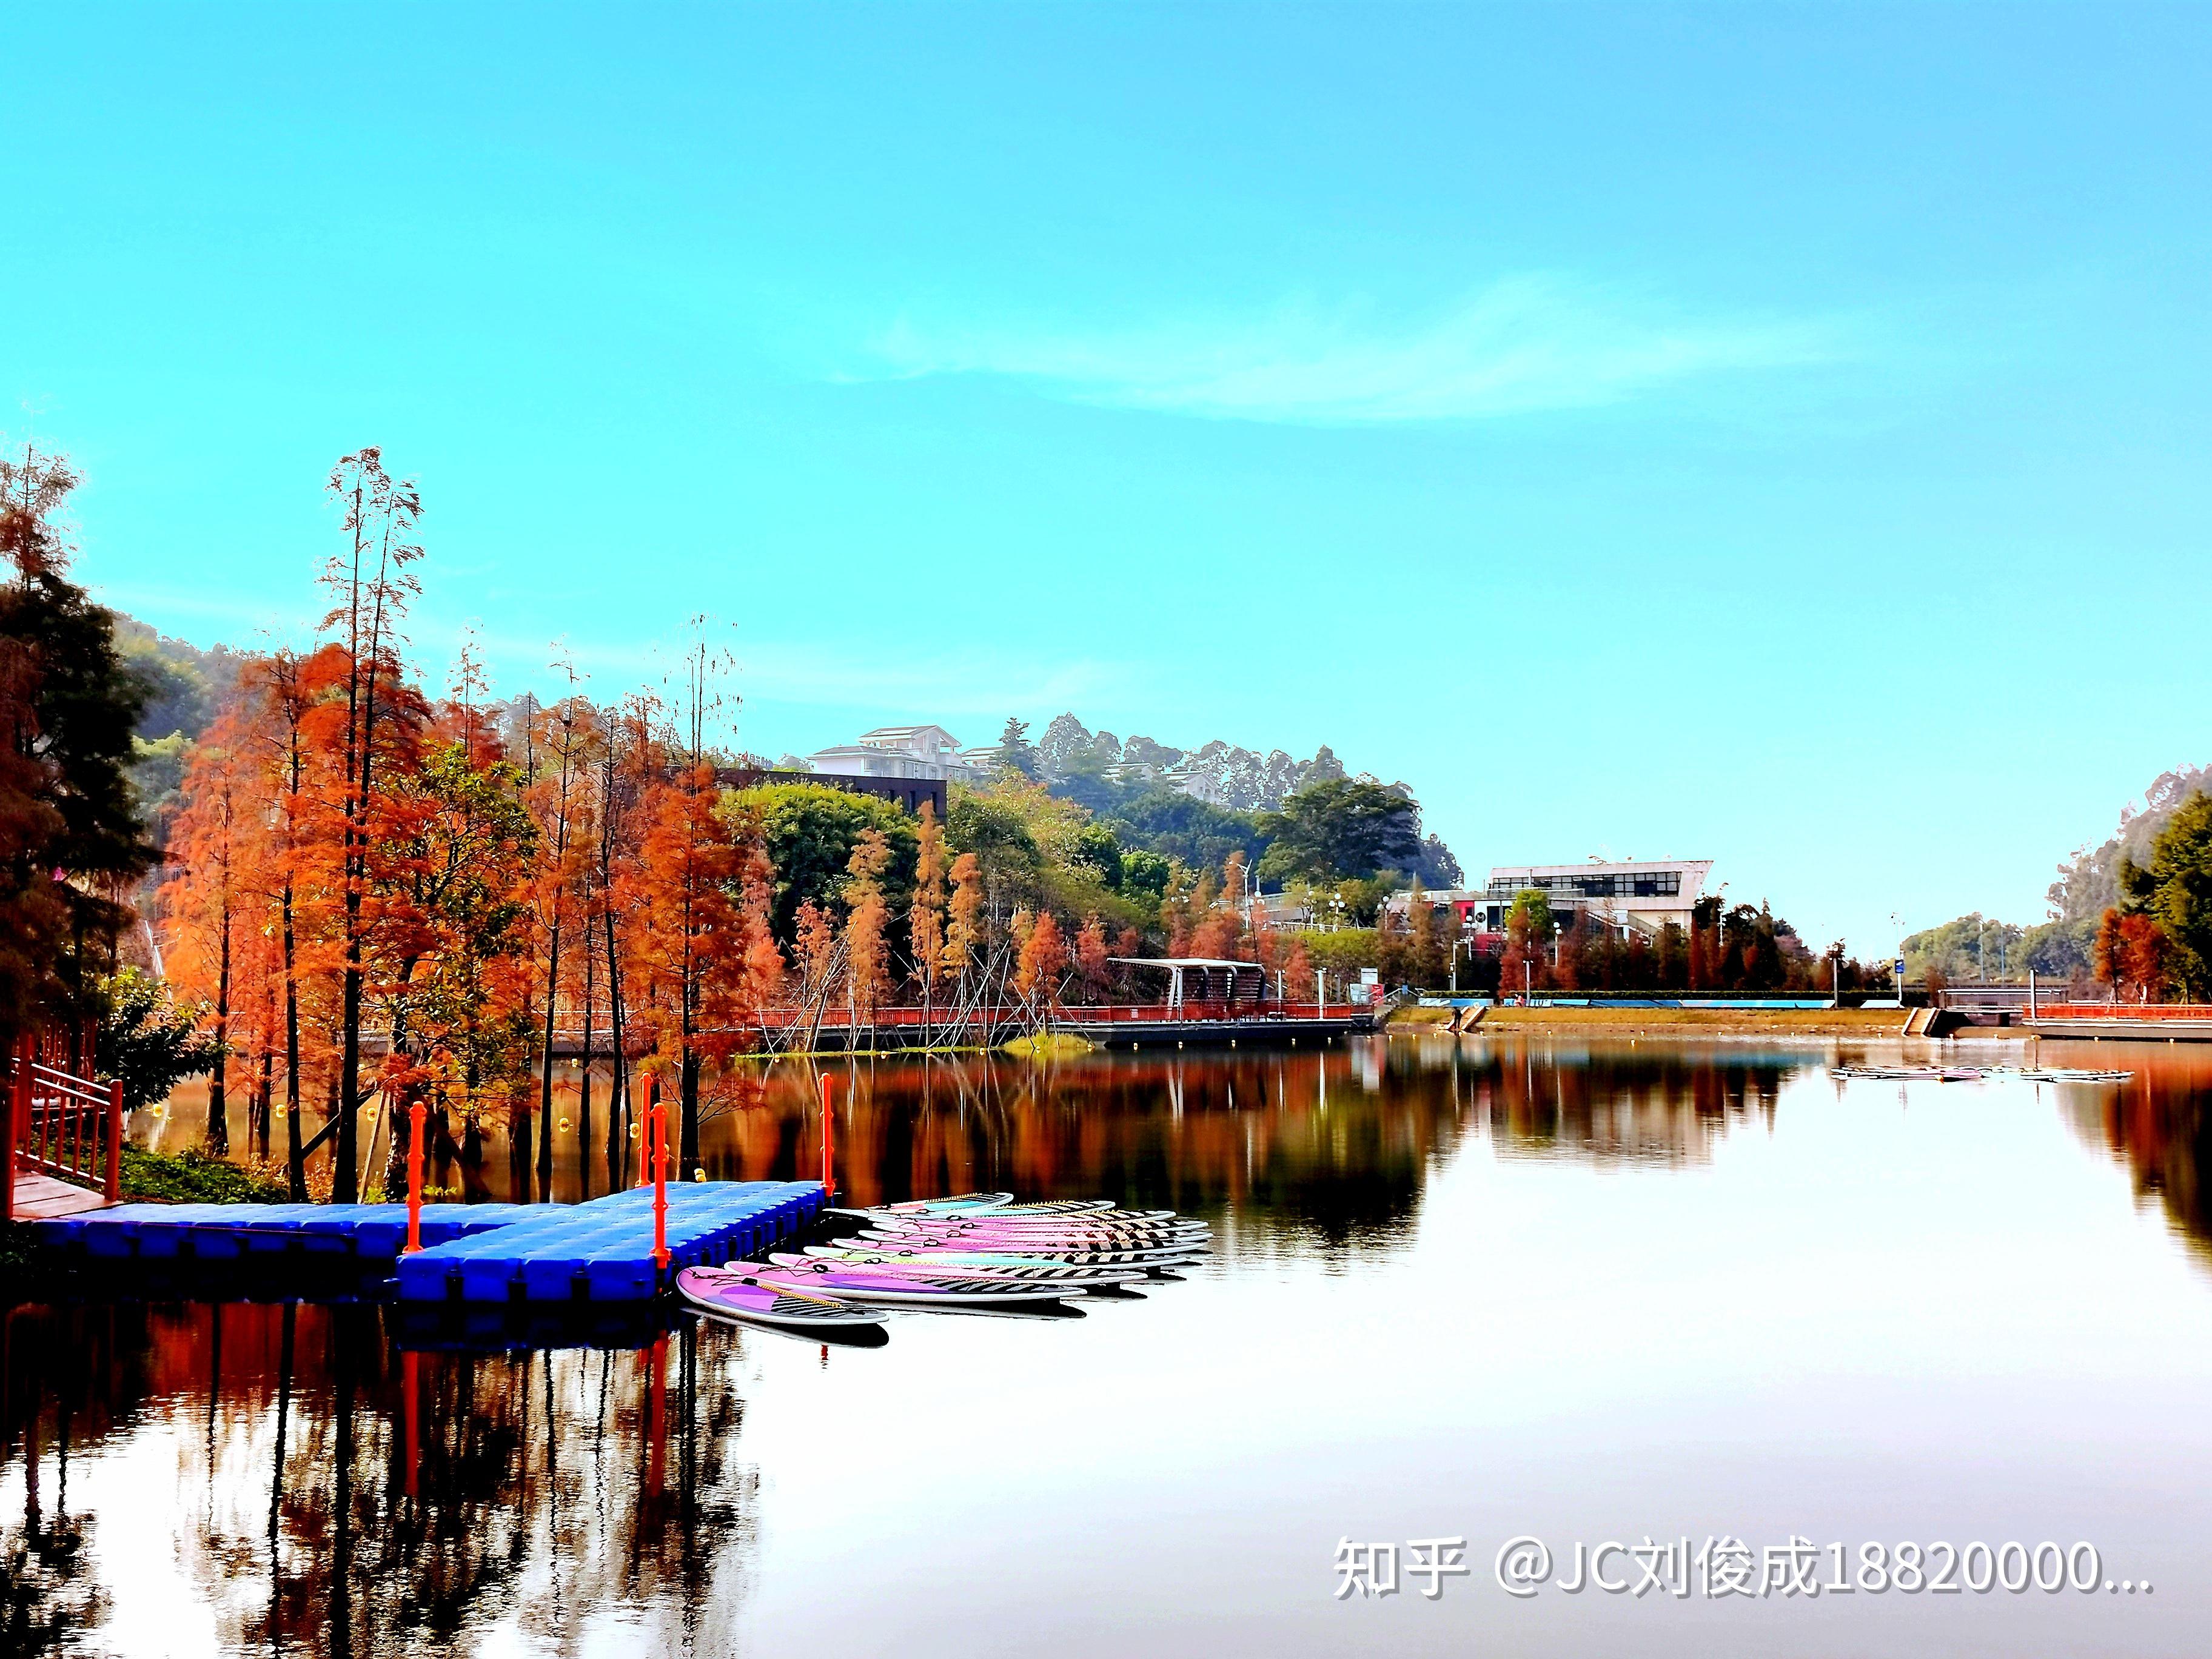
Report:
102,1078,121,1202
651,1078,669,1272
820,1072,836,1199
2,1038,22,1225
404,1093,426,1255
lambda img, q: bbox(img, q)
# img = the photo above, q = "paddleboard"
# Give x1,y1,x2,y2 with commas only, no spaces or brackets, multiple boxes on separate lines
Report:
776,1249,1148,1284
860,1222,1207,1253
675,1267,889,1329
862,1230,1212,1256
879,1197,1119,1217
871,1200,1174,1223
729,1262,1075,1307
852,1234,1202,1273
874,1222,1210,1249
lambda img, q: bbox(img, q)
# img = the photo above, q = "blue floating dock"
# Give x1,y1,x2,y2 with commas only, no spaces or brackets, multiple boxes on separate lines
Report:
33,1181,823,1303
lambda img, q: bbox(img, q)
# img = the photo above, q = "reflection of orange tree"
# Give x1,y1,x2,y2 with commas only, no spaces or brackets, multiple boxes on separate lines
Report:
698,1053,1473,1248
0,1301,765,1654
2074,1056,2212,1263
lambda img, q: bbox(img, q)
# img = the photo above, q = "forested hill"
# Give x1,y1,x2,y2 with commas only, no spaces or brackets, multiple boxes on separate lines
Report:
111,615,242,828
1025,712,1347,812
994,711,1462,891
1905,762,2210,984
108,617,1464,894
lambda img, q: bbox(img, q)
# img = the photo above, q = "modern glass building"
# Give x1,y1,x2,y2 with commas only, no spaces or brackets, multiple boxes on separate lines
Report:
1456,859,1715,938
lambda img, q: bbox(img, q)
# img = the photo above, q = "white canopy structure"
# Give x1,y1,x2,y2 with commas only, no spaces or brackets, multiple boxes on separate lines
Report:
1110,957,1271,1012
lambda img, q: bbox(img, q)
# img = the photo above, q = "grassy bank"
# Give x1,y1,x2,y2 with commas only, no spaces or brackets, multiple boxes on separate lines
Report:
1000,1032,1099,1060
121,1145,291,1203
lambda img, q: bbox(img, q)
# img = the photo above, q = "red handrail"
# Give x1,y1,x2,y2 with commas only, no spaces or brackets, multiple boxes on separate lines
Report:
4,1036,121,1216
749,1000,1336,1030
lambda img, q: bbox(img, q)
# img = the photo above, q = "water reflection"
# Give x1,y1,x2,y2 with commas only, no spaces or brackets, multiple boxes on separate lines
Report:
2057,1045,2212,1262
1429,1039,1785,1166
20,1039,2212,1657
0,1301,763,1655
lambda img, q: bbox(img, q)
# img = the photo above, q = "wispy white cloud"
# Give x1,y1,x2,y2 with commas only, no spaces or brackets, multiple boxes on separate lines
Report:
855,276,1840,424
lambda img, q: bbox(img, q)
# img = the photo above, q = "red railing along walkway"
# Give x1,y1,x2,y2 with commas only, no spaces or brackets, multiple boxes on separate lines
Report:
3,1037,122,1223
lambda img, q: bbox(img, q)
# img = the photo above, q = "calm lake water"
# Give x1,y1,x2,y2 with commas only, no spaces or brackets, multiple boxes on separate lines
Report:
10,1034,2212,1657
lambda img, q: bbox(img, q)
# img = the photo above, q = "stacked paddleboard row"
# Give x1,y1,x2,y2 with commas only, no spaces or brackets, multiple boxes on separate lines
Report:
1831,1065,2134,1085
677,1191,1207,1331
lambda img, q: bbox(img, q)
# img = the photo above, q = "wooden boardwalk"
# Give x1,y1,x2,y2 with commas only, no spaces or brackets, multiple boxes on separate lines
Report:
8,1170,112,1221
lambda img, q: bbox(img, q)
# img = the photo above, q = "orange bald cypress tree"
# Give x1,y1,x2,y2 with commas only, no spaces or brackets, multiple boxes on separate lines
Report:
944,851,984,995
1075,913,1111,1004
911,799,948,1036
164,707,264,1155
1016,910,1067,1011
618,760,749,1171
843,828,893,1034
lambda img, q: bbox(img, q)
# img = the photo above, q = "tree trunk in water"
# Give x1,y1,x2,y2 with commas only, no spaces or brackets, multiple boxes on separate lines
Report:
206,902,231,1156
253,1037,272,1161
538,918,560,1193
577,940,595,1202
680,1047,700,1178
605,907,628,1191
283,885,305,1202
335,942,363,1202
510,1096,534,1202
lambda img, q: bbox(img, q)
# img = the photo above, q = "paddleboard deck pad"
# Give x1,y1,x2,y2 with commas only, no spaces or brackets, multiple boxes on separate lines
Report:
676,1267,888,1329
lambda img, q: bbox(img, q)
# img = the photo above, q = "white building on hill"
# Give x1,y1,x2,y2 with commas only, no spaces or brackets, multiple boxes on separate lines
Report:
804,725,997,784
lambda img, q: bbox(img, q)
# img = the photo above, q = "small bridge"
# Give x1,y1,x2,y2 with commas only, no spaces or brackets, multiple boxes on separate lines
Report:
3,1041,122,1224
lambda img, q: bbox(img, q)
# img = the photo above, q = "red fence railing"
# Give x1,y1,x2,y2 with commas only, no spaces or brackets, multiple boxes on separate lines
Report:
749,1000,1344,1031
3,1039,122,1221
2031,1003,2212,1022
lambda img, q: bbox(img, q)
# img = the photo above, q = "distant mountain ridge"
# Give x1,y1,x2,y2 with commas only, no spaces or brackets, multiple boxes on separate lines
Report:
1027,711,1379,813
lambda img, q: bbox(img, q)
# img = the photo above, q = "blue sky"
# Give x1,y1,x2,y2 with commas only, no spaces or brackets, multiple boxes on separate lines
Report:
5,3,2209,954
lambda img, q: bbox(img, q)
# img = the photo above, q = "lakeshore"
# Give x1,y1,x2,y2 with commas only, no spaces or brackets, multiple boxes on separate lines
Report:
1384,1004,2031,1039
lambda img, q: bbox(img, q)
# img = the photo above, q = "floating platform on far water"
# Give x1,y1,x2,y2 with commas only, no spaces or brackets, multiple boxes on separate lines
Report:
1057,1013,1366,1048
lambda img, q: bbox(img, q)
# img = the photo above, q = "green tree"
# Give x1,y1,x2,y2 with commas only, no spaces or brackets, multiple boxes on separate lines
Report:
1506,888,1553,940
996,717,1039,779
947,780,1146,937
96,967,220,1111
0,440,159,1054
2118,794,2212,998
1104,787,1268,874
1254,779,1421,884
1070,820,1124,890
728,782,918,940
1118,848,1173,902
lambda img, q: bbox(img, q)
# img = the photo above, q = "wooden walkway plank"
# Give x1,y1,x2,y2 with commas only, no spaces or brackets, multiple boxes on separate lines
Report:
9,1172,114,1219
